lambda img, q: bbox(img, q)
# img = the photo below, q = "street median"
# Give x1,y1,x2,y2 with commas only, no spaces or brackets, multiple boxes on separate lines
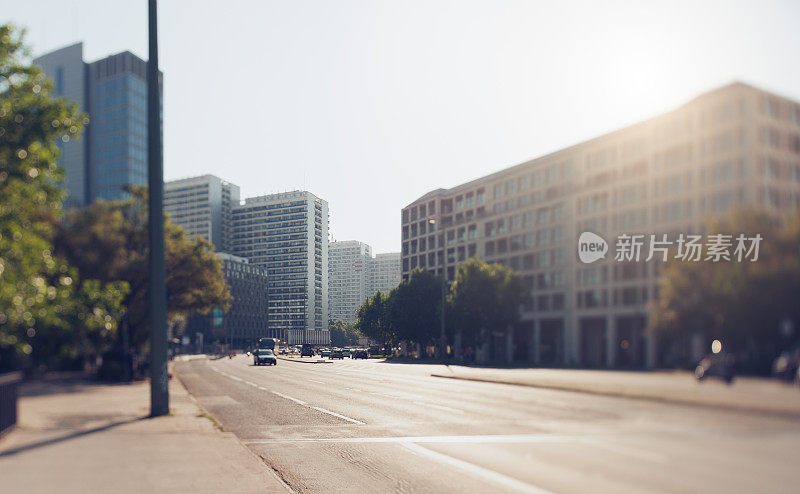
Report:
431,367,800,418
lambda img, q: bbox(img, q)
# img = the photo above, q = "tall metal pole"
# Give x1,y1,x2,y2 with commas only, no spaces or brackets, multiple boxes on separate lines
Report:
148,0,169,417
440,274,446,359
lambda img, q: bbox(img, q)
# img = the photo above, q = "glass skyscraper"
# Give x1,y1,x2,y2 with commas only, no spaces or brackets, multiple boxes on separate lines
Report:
34,43,161,206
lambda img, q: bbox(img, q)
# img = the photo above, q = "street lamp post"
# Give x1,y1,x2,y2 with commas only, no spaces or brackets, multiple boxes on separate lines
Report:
429,218,447,360
147,0,168,417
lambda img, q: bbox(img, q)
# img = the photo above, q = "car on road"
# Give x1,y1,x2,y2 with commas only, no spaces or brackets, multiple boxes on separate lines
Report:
330,348,345,359
320,348,331,358
254,349,277,366
352,349,368,359
300,344,314,357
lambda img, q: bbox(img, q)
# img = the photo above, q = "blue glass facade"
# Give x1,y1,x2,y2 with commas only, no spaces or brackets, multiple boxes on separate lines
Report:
35,45,159,206
91,74,148,200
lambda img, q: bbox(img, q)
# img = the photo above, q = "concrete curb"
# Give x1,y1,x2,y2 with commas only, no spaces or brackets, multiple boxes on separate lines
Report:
173,365,293,492
430,373,800,419
276,356,331,364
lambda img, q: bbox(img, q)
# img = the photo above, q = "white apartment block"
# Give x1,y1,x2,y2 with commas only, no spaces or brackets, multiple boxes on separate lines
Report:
231,191,329,345
164,175,240,252
329,241,372,324
329,242,402,324
367,252,402,296
402,82,800,368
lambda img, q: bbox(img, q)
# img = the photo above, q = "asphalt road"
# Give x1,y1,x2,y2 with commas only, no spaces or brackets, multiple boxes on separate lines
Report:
175,355,800,494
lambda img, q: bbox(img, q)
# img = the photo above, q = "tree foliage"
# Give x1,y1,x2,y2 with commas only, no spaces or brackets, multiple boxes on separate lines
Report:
387,268,443,346
328,319,361,347
0,25,127,370
354,259,525,359
652,210,800,372
356,291,393,346
53,187,232,351
449,257,526,350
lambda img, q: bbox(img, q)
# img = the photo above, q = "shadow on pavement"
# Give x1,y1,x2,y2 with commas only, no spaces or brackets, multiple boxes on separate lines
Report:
19,375,139,398
0,416,149,458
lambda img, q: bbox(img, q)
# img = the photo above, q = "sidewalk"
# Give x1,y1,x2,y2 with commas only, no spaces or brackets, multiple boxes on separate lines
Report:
431,367,800,417
0,367,289,494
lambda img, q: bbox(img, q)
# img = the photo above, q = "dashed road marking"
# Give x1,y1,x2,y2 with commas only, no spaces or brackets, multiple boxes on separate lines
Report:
311,407,366,425
413,401,465,414
400,442,553,494
271,391,307,406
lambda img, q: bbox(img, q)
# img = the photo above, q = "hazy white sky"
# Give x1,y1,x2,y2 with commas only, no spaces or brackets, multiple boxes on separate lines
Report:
6,0,800,253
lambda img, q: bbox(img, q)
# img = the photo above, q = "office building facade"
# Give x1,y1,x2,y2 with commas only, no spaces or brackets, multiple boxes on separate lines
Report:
34,43,161,206
231,191,329,345
165,175,240,252
401,82,800,368
185,253,270,351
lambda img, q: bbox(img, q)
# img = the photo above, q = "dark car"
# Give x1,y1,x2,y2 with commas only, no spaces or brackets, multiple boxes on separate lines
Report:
330,348,345,359
300,344,314,357
352,349,368,359
773,346,800,383
254,349,277,366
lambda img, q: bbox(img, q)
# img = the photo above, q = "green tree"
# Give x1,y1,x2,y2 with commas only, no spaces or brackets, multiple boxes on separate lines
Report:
449,257,526,359
652,210,800,372
53,187,231,352
388,268,443,349
329,319,361,347
0,25,127,371
356,291,393,348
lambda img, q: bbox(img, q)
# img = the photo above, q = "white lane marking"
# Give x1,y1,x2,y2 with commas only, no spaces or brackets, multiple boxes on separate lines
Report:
413,401,465,414
311,407,366,425
269,391,365,425
308,379,326,384
271,391,307,406
245,381,259,387
258,386,268,391
400,442,554,494
243,433,609,444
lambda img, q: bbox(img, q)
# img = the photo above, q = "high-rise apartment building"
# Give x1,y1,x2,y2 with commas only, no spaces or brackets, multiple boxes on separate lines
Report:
231,191,329,345
164,175,240,252
329,241,372,324
367,252,402,296
34,43,161,207
401,82,800,368
329,242,402,324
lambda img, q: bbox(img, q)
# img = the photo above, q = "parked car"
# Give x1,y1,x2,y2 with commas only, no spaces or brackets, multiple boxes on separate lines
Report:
254,349,277,366
330,348,345,359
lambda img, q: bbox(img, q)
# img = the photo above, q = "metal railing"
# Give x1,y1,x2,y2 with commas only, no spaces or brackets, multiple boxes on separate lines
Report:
0,371,22,437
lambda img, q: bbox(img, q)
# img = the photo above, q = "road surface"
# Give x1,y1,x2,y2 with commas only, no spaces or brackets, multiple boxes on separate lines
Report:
175,355,800,493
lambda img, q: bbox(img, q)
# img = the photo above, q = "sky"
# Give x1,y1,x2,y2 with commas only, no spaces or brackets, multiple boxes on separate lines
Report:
5,0,800,253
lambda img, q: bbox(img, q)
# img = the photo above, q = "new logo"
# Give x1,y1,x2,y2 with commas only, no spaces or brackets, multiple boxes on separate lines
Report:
577,232,608,264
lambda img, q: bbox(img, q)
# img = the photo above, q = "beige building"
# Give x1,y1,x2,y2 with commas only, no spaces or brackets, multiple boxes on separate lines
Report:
401,82,800,367
329,242,402,324
164,175,240,253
